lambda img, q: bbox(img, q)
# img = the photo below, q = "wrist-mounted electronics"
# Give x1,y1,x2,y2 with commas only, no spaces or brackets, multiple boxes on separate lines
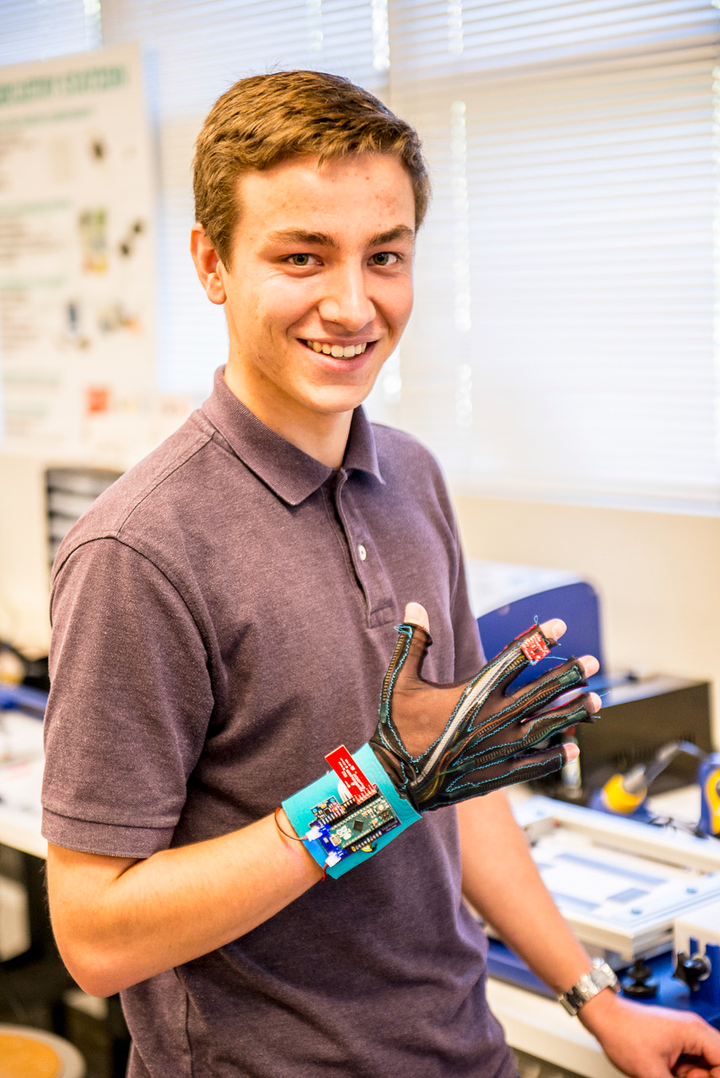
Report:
281,743,421,879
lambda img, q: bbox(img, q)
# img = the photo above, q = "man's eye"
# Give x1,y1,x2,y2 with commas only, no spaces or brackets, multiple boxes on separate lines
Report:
371,252,399,267
287,254,314,267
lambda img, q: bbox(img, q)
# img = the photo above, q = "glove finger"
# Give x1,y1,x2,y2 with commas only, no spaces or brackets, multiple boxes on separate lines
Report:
498,658,586,722
532,685,585,714
515,698,595,749
460,658,584,739
483,625,557,697
401,621,433,685
474,746,568,793
379,620,433,724
444,698,592,776
435,745,568,806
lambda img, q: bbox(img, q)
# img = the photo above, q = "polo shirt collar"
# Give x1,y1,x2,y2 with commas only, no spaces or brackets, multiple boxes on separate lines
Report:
201,367,385,506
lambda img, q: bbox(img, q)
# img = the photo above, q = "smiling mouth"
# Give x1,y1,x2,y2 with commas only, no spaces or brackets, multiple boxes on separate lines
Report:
303,339,369,358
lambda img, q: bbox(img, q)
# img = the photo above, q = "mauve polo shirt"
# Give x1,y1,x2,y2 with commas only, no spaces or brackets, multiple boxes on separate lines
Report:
43,367,516,1078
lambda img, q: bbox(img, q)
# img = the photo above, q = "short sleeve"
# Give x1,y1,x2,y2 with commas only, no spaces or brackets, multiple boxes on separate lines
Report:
42,538,214,858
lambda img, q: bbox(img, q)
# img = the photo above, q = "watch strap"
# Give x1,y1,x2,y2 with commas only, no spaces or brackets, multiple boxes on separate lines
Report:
558,959,620,1015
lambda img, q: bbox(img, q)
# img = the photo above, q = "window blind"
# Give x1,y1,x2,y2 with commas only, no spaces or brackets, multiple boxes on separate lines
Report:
388,0,720,77
0,1,102,66
371,2,720,511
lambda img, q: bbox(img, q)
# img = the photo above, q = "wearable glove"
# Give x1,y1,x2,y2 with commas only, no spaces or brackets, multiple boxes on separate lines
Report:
281,616,595,878
369,620,595,812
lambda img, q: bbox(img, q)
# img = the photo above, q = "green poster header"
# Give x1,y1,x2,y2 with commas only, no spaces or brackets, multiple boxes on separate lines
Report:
0,65,127,108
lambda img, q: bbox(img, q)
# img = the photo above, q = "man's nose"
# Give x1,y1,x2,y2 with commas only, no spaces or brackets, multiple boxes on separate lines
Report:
317,265,375,330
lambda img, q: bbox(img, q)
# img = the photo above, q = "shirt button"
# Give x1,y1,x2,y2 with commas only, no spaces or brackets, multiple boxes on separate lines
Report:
358,544,367,561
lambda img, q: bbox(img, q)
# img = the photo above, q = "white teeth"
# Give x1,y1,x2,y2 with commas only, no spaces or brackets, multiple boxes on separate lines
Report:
305,340,368,357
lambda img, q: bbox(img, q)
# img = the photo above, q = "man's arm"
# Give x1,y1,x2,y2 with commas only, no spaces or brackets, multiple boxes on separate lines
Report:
457,792,720,1078
46,808,321,998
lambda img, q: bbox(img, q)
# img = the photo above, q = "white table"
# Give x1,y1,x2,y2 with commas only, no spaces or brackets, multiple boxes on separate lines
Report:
486,979,625,1078
0,711,46,858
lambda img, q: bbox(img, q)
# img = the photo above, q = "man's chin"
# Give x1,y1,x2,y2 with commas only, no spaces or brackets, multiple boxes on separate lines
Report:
305,385,377,416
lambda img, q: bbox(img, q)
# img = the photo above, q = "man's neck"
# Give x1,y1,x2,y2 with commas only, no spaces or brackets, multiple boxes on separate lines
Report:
223,365,352,469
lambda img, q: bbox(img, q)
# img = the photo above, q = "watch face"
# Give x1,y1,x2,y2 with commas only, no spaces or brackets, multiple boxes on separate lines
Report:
591,962,620,993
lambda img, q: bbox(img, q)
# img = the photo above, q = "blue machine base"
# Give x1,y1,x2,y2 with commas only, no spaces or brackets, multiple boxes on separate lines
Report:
0,682,48,715
486,940,720,1029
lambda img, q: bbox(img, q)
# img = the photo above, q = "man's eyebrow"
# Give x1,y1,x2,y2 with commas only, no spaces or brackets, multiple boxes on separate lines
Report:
265,229,338,247
263,225,415,248
367,225,416,247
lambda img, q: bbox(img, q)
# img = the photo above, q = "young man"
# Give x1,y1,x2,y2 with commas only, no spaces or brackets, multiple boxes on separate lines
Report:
43,71,720,1078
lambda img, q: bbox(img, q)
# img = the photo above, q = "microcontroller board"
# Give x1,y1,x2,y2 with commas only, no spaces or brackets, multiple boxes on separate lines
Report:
310,791,400,864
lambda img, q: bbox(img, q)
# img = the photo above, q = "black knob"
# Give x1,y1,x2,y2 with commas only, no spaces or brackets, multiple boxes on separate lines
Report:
674,951,711,992
622,959,658,999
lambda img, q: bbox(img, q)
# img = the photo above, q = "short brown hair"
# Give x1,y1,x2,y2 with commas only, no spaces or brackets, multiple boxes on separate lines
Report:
193,70,431,266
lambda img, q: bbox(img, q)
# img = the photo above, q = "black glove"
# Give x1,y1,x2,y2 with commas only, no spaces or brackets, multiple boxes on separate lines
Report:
369,618,595,812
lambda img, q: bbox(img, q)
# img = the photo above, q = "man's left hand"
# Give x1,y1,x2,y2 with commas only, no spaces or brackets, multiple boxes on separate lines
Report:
580,992,720,1078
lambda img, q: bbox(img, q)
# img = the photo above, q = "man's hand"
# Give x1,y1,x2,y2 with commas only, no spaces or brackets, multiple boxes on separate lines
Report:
580,991,720,1078
370,602,601,811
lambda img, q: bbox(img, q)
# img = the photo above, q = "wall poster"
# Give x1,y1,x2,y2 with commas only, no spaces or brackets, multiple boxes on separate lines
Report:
0,42,186,467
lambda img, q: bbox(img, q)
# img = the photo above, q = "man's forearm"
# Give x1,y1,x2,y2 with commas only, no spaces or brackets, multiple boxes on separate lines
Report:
456,791,593,996
47,809,322,997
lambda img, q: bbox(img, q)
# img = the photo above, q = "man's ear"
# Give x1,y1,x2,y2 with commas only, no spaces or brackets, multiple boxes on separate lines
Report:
190,224,227,305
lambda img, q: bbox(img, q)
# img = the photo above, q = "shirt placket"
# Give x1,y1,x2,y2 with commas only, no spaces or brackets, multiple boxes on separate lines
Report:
332,469,396,629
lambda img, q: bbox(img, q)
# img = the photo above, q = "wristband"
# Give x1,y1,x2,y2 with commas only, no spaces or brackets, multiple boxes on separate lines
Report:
281,743,421,879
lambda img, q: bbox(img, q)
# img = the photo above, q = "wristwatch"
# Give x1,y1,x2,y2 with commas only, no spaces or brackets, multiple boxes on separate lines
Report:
558,958,620,1015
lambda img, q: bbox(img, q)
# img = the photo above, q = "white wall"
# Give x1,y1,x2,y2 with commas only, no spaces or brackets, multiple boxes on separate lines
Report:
453,494,720,743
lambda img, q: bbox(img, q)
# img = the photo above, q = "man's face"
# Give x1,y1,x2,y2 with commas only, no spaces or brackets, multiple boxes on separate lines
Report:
195,153,416,449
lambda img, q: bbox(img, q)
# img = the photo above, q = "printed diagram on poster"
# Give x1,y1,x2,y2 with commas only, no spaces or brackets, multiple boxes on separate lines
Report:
0,43,189,465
